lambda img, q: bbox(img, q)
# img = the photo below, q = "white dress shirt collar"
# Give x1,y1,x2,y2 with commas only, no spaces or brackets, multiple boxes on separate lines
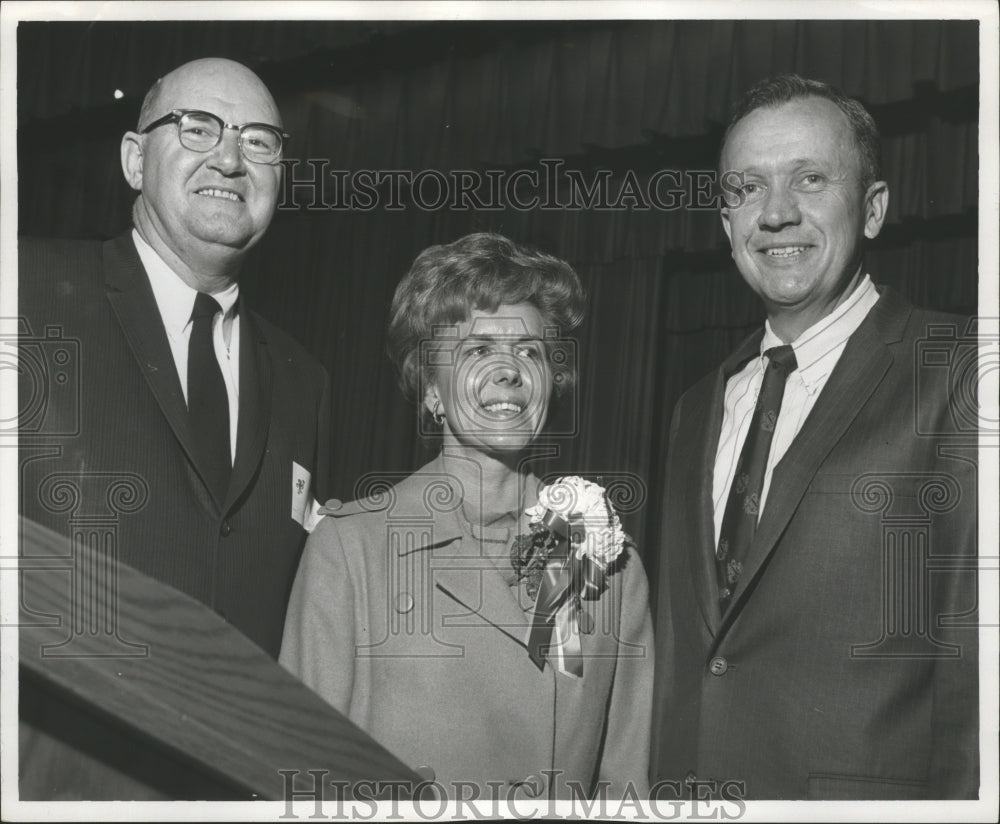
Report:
760,275,879,394
132,229,239,329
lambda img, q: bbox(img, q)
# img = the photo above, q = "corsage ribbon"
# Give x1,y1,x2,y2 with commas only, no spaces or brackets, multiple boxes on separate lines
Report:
526,510,591,678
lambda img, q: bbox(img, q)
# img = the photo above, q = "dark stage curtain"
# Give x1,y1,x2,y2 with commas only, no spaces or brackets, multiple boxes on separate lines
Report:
16,19,980,602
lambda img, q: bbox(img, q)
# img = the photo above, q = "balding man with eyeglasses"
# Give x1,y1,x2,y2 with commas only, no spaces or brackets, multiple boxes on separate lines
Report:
19,58,331,657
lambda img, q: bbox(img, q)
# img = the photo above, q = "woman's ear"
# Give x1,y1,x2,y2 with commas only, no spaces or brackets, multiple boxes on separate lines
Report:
423,384,441,419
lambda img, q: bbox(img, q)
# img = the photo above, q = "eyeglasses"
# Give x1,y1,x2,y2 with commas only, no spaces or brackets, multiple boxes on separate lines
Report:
140,109,290,165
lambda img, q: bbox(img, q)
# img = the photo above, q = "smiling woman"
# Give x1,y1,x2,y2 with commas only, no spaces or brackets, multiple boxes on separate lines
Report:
387,232,583,455
279,232,655,800
426,302,552,455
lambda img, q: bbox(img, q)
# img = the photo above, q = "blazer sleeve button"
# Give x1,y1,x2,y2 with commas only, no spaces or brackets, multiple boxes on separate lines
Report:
708,656,728,675
414,765,436,783
514,774,544,798
414,766,440,801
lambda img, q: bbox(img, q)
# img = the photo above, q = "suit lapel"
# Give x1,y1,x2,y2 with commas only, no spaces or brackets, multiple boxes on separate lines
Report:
226,305,272,513
722,291,909,626
688,332,764,636
686,374,726,637
102,234,206,485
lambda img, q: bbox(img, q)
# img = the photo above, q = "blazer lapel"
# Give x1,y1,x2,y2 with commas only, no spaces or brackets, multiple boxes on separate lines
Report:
392,460,602,671
433,511,538,641
225,305,272,513
689,332,764,636
102,234,205,483
722,291,908,626
398,459,539,648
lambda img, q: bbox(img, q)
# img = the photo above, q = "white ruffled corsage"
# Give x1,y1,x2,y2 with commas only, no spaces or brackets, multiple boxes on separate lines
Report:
525,476,626,569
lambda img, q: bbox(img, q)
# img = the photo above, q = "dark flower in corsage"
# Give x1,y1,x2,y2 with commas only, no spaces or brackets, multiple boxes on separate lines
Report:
512,476,630,678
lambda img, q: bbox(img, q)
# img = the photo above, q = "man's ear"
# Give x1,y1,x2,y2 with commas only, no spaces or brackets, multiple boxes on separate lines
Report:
718,164,738,247
121,132,144,192
720,206,733,245
863,180,889,240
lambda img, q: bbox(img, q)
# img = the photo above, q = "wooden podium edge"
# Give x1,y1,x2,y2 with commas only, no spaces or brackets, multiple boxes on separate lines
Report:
17,516,421,801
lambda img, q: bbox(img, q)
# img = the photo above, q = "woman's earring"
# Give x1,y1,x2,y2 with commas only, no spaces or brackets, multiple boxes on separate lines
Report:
432,400,445,426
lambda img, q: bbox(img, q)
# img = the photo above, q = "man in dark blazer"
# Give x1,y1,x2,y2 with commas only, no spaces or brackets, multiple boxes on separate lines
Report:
650,75,979,800
19,57,331,658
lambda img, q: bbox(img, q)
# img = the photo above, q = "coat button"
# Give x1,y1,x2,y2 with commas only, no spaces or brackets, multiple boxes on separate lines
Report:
685,770,697,784
516,774,544,798
220,520,232,537
414,765,435,782
708,656,728,675
395,593,415,614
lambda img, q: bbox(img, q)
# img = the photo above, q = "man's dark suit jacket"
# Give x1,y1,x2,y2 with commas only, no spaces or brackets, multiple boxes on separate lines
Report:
18,233,332,657
650,288,979,800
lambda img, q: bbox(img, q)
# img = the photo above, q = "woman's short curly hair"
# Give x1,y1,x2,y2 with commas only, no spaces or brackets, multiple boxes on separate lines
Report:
387,232,586,404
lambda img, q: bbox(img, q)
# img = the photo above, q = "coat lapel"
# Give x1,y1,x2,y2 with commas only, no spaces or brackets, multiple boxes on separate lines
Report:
689,332,764,636
102,234,206,486
722,290,910,626
434,497,539,641
225,305,272,513
358,458,607,673
381,458,540,649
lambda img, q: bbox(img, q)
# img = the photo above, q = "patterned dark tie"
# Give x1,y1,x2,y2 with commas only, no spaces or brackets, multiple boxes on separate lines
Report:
716,344,797,611
188,292,231,504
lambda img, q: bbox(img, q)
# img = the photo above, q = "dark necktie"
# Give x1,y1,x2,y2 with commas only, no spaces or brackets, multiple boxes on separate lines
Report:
188,292,231,503
716,344,797,611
